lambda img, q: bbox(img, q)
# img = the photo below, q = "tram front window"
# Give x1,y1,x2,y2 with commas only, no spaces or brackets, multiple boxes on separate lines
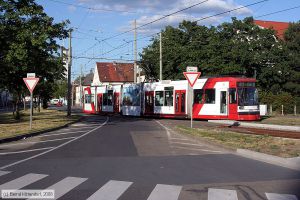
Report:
238,87,258,106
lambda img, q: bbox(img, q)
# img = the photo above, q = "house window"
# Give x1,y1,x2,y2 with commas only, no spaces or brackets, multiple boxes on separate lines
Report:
205,89,215,104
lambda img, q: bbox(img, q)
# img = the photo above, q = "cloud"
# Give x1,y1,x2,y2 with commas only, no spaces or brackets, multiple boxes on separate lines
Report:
77,0,253,33
68,5,77,12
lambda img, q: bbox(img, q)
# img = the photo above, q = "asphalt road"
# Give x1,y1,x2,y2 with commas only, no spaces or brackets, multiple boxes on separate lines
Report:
0,115,299,200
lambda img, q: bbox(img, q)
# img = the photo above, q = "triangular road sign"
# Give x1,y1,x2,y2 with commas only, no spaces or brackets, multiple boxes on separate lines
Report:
23,78,39,93
183,72,201,87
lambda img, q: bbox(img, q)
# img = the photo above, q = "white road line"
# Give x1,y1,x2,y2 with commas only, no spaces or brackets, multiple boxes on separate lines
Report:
28,177,87,200
0,170,10,177
171,141,204,147
266,193,298,200
173,146,222,153
0,173,47,190
0,137,77,148
155,120,171,139
147,184,182,200
87,180,133,200
36,131,86,138
208,188,238,200
0,117,109,170
0,147,54,155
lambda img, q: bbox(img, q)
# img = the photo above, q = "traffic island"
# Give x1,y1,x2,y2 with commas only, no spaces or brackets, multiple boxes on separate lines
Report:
175,125,300,158
0,109,81,143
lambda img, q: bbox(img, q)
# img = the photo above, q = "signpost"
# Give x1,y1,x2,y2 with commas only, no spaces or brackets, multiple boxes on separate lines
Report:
183,67,201,128
23,73,39,130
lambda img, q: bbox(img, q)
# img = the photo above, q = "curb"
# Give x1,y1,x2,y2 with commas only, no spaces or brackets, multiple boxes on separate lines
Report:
208,120,300,132
236,149,300,171
0,116,85,144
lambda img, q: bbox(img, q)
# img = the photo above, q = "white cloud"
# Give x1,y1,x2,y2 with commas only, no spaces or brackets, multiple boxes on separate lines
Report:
68,5,77,12
77,0,253,33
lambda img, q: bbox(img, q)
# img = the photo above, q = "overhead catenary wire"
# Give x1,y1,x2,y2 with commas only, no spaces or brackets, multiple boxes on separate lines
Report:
255,5,300,18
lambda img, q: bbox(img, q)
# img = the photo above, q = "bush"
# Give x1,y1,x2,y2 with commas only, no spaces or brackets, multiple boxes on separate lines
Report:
259,91,297,114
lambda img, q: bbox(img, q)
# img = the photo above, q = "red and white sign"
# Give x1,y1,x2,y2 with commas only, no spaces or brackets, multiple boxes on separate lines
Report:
23,78,39,93
183,72,201,87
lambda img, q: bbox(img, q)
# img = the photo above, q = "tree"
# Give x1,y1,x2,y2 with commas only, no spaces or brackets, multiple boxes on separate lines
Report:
0,0,69,118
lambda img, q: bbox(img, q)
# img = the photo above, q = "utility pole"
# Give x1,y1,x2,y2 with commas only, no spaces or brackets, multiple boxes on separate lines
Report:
159,32,162,81
134,19,137,83
67,29,72,116
79,64,83,107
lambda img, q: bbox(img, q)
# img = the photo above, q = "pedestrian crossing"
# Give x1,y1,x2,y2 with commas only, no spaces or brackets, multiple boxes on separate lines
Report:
0,170,298,200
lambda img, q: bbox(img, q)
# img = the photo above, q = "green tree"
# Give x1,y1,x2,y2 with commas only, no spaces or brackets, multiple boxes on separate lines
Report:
0,0,69,118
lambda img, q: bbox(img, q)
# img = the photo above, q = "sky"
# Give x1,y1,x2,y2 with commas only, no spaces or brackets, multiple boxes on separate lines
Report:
35,0,300,79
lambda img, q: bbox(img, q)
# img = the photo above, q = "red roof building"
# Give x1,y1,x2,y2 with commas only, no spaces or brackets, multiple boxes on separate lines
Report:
92,62,134,85
254,20,290,40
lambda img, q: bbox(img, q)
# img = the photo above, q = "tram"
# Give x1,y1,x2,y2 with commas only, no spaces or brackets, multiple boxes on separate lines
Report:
83,77,260,121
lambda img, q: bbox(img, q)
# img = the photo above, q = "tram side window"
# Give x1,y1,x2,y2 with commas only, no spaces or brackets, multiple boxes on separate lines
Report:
107,90,113,106
194,89,203,104
85,94,91,103
103,93,108,106
155,91,164,106
91,94,94,103
164,91,173,106
229,88,237,104
205,89,215,104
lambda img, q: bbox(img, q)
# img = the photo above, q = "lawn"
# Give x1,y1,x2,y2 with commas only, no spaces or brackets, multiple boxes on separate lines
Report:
0,109,81,140
176,125,300,158
258,115,300,126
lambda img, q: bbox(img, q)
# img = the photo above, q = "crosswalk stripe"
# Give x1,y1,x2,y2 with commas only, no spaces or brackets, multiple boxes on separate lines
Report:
0,173,47,190
0,170,10,177
28,177,87,200
208,188,238,200
87,180,132,200
266,193,298,200
147,184,182,200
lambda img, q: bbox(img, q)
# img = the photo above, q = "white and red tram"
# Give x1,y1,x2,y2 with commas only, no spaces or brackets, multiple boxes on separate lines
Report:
83,77,260,121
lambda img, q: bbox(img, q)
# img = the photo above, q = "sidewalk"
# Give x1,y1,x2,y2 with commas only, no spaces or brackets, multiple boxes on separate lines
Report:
208,120,300,132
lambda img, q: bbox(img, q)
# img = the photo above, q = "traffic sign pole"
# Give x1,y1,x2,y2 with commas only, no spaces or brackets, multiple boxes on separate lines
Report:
23,75,39,130
183,69,201,129
30,91,33,129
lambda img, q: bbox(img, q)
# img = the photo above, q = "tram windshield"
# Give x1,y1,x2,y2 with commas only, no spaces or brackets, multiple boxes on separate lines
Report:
238,87,258,106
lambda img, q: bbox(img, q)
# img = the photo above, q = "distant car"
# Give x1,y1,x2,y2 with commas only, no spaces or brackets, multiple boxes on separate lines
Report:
56,101,63,107
50,99,59,105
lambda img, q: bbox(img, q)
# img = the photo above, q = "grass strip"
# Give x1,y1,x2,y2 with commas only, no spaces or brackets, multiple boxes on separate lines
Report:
0,109,80,140
175,125,300,158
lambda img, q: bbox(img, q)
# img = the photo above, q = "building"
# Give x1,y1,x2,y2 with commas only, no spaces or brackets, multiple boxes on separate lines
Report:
92,62,134,86
254,20,290,40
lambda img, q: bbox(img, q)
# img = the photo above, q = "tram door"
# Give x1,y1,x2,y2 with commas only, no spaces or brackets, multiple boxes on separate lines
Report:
175,90,186,115
97,94,102,113
113,93,120,113
220,91,227,114
145,91,154,114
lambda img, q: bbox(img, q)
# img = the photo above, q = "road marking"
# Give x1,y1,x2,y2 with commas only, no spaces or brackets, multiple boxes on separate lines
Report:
208,188,238,200
266,193,298,200
0,173,47,190
36,131,86,138
155,120,171,139
87,180,133,200
0,170,10,177
0,147,54,155
173,146,222,153
0,137,77,148
171,141,204,147
28,177,87,200
0,117,109,170
147,184,182,200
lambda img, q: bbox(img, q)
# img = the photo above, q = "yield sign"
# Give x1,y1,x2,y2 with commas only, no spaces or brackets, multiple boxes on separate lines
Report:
183,72,201,87
23,78,39,93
